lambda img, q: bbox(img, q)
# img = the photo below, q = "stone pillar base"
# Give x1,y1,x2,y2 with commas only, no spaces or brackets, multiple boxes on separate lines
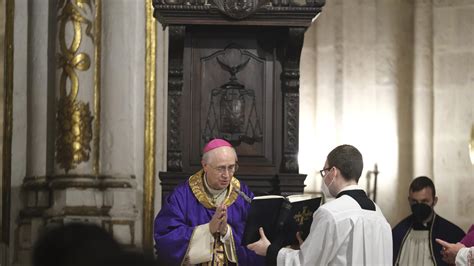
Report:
14,175,138,264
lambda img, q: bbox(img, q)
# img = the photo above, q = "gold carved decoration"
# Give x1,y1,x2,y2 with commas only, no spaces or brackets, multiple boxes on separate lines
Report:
143,0,157,253
56,0,95,173
93,0,102,175
56,99,93,172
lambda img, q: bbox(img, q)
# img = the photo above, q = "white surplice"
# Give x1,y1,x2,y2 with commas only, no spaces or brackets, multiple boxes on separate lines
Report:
456,247,474,266
398,230,434,266
277,185,392,266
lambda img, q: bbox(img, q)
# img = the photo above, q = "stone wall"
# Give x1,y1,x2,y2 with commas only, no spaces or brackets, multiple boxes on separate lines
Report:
432,0,474,232
299,0,473,231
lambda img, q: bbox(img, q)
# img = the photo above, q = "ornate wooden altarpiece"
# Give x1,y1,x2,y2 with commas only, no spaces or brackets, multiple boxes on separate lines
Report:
153,0,325,200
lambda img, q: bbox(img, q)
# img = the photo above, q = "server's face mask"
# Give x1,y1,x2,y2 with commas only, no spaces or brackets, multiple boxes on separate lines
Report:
320,167,335,198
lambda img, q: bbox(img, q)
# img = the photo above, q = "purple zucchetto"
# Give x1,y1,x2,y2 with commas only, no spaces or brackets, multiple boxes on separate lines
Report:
203,139,232,153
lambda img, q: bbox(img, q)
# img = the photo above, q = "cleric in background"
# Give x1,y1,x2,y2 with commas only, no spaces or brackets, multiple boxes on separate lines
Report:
392,176,465,266
154,139,263,265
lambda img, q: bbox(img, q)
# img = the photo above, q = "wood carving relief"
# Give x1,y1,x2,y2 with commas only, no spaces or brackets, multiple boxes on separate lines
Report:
281,27,305,173
203,45,263,147
167,26,185,171
186,28,276,171
212,0,265,19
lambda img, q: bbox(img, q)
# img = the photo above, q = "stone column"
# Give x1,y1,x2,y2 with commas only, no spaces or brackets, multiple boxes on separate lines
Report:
15,1,54,263
412,0,433,177
374,0,415,225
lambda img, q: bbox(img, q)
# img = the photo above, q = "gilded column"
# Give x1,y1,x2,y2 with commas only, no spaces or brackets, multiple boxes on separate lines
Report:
45,0,107,225
51,1,137,243
143,0,157,253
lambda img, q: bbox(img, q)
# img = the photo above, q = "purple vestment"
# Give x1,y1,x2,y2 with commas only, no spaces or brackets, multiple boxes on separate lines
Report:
460,224,474,247
154,176,264,266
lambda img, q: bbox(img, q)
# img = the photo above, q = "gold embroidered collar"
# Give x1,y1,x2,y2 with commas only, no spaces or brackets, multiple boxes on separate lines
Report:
189,169,240,209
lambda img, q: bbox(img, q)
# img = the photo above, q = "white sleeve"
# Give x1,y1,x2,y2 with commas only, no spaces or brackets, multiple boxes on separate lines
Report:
277,247,302,266
220,224,232,242
186,223,213,264
221,225,238,263
455,247,474,266
299,208,338,265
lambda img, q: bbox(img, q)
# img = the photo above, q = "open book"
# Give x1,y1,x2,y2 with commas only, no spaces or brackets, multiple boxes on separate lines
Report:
242,194,322,246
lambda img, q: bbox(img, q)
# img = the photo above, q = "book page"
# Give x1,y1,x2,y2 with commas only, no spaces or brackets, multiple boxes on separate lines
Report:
287,194,319,203
252,195,285,200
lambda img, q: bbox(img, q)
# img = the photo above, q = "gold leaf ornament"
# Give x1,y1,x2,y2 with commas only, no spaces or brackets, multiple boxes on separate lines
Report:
56,98,93,173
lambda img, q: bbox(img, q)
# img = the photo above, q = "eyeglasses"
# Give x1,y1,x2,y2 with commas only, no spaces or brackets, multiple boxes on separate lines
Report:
319,167,332,178
212,163,239,174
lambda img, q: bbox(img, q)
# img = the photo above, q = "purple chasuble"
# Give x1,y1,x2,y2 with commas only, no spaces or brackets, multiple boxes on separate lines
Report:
461,224,474,247
153,175,264,266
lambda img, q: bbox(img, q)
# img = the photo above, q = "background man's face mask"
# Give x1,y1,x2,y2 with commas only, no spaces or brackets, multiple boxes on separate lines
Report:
410,203,433,222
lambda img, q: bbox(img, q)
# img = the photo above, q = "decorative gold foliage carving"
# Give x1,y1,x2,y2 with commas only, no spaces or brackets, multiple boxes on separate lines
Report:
56,0,95,173
56,99,93,172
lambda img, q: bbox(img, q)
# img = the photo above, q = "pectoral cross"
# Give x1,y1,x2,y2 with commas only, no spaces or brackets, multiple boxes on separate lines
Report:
293,206,312,226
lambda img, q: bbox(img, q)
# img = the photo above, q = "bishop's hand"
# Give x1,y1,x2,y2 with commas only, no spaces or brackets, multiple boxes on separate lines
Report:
436,238,465,264
247,227,271,256
218,205,228,235
210,204,227,235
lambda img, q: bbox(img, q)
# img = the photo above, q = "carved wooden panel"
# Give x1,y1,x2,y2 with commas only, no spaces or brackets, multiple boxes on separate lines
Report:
183,26,282,175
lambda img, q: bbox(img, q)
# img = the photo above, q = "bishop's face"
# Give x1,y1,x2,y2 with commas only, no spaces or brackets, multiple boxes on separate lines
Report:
202,147,238,190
